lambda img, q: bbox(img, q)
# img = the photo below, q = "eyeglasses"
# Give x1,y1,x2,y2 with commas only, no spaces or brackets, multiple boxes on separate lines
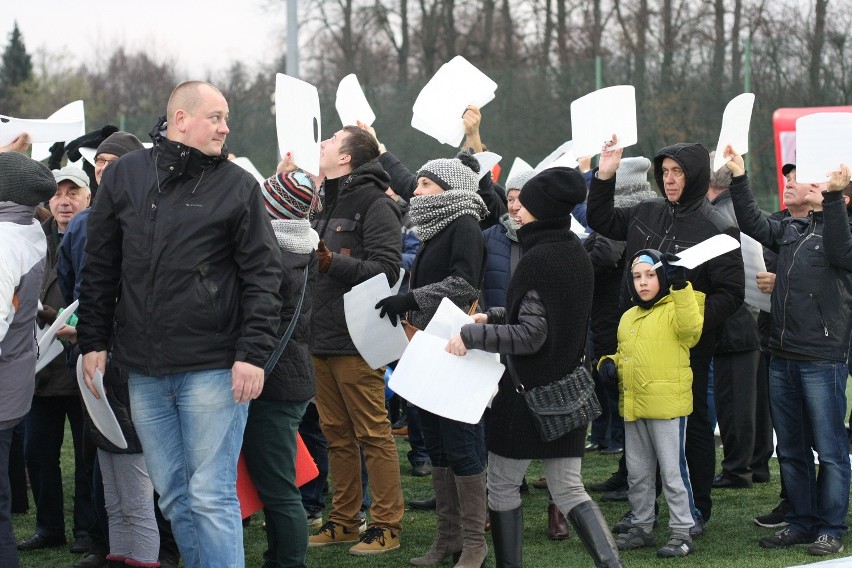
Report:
95,157,118,167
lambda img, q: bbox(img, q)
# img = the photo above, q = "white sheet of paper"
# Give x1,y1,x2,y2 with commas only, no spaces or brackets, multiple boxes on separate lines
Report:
570,85,638,158
570,215,588,239
37,299,78,357
794,112,852,183
712,93,755,172
335,74,376,127
422,298,471,339
0,114,85,147
30,100,86,162
344,272,410,369
75,358,128,449
505,157,534,187
232,157,265,186
411,56,497,147
740,233,771,313
535,140,576,172
389,331,504,424
473,151,502,181
275,73,321,176
652,234,740,270
78,147,97,168
35,325,65,373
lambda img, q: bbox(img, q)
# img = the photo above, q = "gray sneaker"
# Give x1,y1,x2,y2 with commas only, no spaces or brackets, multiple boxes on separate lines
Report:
809,534,844,556
615,527,656,550
612,510,659,534
657,535,694,558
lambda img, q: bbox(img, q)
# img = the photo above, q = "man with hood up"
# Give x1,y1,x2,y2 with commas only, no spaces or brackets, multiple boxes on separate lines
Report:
586,137,745,533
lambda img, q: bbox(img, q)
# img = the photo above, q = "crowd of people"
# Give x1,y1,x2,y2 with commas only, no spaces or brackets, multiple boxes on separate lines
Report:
0,79,850,568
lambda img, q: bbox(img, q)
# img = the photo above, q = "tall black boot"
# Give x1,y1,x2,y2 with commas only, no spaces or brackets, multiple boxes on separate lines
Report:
488,507,523,568
567,500,624,568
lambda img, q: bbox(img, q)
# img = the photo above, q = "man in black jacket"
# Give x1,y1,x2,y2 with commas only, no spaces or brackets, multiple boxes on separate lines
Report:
307,126,405,555
727,149,852,557
77,81,283,568
587,136,745,530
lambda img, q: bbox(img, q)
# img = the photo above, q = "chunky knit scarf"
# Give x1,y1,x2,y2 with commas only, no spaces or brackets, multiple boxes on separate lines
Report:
410,191,488,242
270,219,319,254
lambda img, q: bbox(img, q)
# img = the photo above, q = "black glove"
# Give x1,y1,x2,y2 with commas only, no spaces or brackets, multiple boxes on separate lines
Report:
660,253,688,290
598,359,617,383
65,125,119,161
375,293,419,327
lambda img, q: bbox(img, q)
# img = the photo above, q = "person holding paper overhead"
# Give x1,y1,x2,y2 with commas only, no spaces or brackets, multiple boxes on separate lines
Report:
376,152,489,568
726,148,852,557
0,150,56,568
587,136,745,534
308,126,405,555
448,167,623,568
77,81,283,568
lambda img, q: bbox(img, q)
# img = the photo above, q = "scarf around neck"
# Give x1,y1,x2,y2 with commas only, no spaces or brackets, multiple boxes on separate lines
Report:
409,191,488,241
270,219,319,254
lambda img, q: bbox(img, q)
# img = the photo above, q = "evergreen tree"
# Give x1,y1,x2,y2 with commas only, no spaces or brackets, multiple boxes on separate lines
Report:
0,22,33,112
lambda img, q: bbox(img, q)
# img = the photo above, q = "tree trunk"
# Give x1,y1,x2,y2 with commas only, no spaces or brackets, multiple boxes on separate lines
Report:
809,0,828,98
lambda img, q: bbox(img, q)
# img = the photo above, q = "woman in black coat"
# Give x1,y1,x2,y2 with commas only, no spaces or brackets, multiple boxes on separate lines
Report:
376,153,488,568
448,168,623,568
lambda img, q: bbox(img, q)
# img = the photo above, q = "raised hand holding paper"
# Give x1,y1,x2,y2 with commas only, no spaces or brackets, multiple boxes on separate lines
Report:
794,112,852,183
336,74,376,127
652,234,740,270
411,56,498,146
473,151,502,181
570,85,637,158
0,112,85,147
275,73,321,176
713,93,755,172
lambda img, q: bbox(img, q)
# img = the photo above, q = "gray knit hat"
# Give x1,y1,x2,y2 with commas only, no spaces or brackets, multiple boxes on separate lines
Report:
416,152,480,193
614,157,656,208
0,152,57,206
505,169,537,192
96,131,144,159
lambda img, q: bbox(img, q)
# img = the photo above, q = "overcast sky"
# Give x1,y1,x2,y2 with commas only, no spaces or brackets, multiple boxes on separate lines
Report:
7,1,287,77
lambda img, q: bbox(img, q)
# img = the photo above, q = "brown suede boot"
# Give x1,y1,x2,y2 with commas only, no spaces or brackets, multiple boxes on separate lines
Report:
410,467,463,566
548,503,570,540
453,471,488,568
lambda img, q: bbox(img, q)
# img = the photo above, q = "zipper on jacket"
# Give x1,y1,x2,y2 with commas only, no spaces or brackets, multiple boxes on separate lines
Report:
144,199,159,250
809,293,829,337
779,223,815,349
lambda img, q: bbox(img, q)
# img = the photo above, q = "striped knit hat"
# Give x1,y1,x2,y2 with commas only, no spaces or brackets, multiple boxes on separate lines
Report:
261,171,316,220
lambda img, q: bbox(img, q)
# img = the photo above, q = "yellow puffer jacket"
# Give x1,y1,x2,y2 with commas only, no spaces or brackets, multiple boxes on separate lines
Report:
600,284,705,422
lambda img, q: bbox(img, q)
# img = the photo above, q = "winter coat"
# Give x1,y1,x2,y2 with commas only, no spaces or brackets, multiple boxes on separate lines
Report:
77,129,283,375
729,175,852,362
584,231,627,359
0,205,47,429
461,217,593,459
310,160,402,355
480,216,520,311
587,143,745,357
57,208,89,306
601,285,705,422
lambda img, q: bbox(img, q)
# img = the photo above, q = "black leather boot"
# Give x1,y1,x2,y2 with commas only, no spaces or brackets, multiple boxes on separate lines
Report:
567,500,624,568
488,507,523,568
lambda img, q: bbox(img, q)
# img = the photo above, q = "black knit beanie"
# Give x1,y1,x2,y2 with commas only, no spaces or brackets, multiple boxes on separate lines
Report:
0,152,57,206
518,167,587,220
96,131,145,159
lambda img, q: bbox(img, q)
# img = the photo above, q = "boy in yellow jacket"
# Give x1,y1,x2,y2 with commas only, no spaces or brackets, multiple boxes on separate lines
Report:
599,249,705,558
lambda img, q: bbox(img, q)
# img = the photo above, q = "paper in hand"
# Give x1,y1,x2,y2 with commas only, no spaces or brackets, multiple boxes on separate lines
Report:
570,85,638,157
713,93,755,172
275,73,321,176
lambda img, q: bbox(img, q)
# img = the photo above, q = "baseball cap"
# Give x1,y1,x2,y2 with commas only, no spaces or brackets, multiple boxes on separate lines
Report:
52,165,90,188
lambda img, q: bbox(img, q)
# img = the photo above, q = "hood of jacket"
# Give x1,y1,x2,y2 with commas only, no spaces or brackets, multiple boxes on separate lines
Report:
149,116,227,181
324,159,391,199
653,143,711,211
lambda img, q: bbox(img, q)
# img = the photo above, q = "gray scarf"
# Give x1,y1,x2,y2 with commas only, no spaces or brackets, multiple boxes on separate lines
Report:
410,191,488,241
270,219,319,254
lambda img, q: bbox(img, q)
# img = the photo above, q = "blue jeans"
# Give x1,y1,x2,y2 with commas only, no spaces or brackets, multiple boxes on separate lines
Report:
768,356,850,538
129,370,248,568
406,404,431,467
419,408,485,477
0,427,19,568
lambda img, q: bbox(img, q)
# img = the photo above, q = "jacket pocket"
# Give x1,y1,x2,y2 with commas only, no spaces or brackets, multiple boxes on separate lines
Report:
197,266,224,333
324,218,361,256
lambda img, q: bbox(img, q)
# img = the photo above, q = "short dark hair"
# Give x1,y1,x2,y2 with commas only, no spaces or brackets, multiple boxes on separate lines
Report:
339,126,379,171
843,181,852,213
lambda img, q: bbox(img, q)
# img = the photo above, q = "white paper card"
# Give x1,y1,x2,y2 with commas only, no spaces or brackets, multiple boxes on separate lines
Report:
505,157,534,187
0,114,85,147
794,113,852,183
740,233,771,313
536,140,576,172
713,93,755,172
232,157,265,186
344,272,410,369
79,147,97,168
653,234,740,270
411,56,498,147
31,100,86,162
75,358,127,449
35,325,65,373
570,85,638,158
336,74,376,127
37,299,78,358
389,331,504,424
571,215,589,239
275,73,321,176
473,151,502,181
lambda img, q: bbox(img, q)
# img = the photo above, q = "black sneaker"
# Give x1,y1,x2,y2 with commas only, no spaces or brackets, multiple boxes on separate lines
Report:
601,487,629,502
759,527,815,549
615,527,656,550
690,515,706,539
657,535,694,558
411,462,432,477
808,534,844,556
588,473,628,493
753,501,789,529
